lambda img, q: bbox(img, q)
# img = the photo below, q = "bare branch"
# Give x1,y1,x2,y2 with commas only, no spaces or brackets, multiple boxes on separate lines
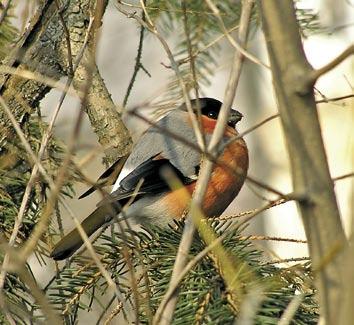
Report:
312,45,354,81
117,3,206,149
0,0,11,26
316,93,354,104
223,113,279,148
241,235,307,244
0,65,79,96
156,2,255,324
257,1,348,323
205,0,268,69
333,172,354,182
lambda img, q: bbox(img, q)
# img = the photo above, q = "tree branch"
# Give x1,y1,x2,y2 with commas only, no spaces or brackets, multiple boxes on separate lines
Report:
312,44,354,81
257,1,348,323
316,93,354,104
0,0,132,164
156,1,255,324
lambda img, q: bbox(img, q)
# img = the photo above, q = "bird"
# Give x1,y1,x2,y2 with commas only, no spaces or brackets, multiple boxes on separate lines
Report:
50,97,249,260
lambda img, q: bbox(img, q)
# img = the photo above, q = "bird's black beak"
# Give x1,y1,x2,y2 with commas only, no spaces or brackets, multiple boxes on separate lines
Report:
228,110,243,128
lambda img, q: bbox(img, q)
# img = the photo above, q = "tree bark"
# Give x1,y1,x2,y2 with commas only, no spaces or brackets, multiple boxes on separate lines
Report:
257,1,347,324
0,0,132,164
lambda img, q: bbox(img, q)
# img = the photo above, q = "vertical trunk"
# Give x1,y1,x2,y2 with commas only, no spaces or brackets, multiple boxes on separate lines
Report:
257,1,347,323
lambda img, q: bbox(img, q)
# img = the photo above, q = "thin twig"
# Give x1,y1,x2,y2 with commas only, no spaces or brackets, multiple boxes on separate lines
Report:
239,235,307,243
156,1,255,324
316,93,354,104
0,96,54,184
118,1,224,15
212,198,288,221
0,0,11,26
177,25,240,65
333,172,354,182
66,205,135,320
312,44,354,81
123,3,146,106
182,0,199,98
222,113,279,149
117,3,206,151
261,257,311,266
139,0,153,28
0,65,80,96
235,285,264,325
205,0,268,69
277,293,305,325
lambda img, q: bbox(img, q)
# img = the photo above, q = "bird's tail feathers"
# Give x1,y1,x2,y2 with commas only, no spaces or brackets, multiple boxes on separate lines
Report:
50,203,119,260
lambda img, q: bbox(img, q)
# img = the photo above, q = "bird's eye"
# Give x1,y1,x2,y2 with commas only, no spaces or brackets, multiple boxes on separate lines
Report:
207,110,218,119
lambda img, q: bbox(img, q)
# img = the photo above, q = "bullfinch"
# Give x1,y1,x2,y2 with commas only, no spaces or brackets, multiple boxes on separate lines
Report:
50,98,249,260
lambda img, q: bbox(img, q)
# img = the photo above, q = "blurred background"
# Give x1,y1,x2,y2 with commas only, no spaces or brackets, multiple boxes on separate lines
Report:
12,0,352,320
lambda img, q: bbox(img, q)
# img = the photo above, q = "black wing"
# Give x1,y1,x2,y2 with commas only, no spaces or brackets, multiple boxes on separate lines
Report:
78,154,129,199
97,154,195,207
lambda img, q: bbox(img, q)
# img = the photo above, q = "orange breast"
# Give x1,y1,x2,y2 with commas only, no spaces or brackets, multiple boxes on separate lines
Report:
203,135,248,217
160,122,248,219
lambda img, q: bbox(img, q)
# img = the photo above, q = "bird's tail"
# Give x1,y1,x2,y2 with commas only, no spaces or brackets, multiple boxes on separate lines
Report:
50,203,119,260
